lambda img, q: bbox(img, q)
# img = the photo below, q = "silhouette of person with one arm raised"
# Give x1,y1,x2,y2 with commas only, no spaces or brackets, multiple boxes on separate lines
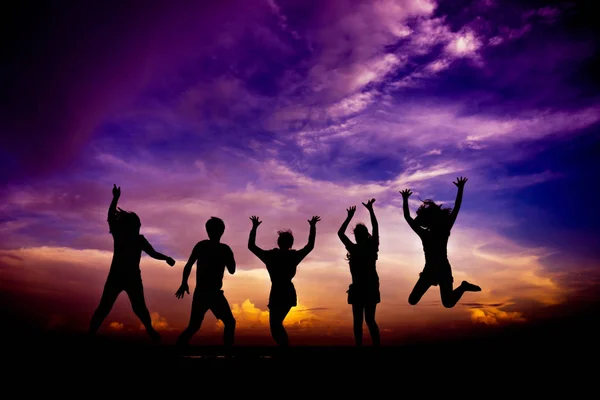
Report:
248,215,320,347
175,217,236,347
400,177,481,308
338,199,381,347
88,185,175,341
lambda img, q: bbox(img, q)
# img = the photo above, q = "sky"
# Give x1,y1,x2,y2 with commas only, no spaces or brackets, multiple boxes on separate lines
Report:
1,0,599,346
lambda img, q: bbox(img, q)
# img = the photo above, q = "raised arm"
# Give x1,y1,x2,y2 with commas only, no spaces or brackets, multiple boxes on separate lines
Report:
248,216,268,262
400,189,423,235
175,244,199,299
141,237,175,266
338,206,356,248
298,216,320,260
448,176,467,229
108,184,120,222
362,199,378,243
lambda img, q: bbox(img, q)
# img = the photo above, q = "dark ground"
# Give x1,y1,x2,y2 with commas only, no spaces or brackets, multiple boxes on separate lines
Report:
4,310,599,395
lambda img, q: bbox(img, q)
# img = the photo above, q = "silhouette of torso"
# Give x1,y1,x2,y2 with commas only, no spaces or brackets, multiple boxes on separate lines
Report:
194,240,234,293
262,248,307,308
108,220,149,279
419,228,450,265
346,239,379,287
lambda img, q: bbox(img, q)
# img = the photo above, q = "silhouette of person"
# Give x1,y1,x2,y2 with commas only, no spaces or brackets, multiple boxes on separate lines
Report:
338,199,381,347
88,185,176,341
175,217,236,347
248,215,320,346
400,177,481,308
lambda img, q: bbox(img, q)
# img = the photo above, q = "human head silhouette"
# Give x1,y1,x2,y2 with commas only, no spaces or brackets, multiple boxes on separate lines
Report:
112,208,141,236
353,223,371,244
206,217,225,241
415,199,452,230
277,230,294,250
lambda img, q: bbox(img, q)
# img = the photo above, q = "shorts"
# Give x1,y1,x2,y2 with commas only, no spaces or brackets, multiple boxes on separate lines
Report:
419,261,454,286
347,283,380,305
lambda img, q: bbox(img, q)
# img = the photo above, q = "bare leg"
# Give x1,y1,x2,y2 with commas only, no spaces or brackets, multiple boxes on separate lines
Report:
88,280,121,336
126,281,160,341
211,293,236,347
408,276,432,305
352,305,364,347
177,294,209,346
439,280,481,308
269,306,292,346
364,304,380,346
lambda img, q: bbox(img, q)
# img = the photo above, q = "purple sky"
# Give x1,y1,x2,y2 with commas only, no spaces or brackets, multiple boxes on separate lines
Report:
1,0,599,344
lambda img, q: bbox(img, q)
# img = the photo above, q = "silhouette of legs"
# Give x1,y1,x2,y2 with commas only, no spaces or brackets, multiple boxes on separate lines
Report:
439,280,481,308
88,279,122,336
210,292,236,346
364,304,380,346
269,306,292,346
408,276,432,305
125,282,160,341
177,291,236,346
352,305,364,346
177,294,210,346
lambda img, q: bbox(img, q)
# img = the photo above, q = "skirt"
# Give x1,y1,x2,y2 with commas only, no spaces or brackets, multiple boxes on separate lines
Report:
347,282,380,305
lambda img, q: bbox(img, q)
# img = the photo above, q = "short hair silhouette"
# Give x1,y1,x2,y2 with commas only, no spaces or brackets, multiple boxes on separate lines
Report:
206,217,225,240
277,230,294,249
415,199,452,228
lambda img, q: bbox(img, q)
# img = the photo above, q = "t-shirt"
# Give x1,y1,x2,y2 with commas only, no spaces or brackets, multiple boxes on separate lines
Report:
345,238,379,287
418,228,450,265
107,212,151,277
258,248,311,287
192,240,235,292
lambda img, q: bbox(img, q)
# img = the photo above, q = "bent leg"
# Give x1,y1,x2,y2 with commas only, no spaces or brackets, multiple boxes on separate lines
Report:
408,276,432,305
177,293,209,346
211,292,236,347
352,305,364,347
364,304,380,346
439,280,481,308
269,306,292,346
125,281,159,341
89,279,122,336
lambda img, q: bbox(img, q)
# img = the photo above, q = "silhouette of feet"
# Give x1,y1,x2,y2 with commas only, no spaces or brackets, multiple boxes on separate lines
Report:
461,281,481,292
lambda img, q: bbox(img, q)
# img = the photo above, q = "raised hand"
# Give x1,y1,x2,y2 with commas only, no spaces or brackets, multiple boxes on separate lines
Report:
453,176,468,188
362,198,376,210
175,282,189,299
112,184,121,198
250,215,262,228
399,189,412,199
308,216,321,226
166,257,175,267
346,206,356,218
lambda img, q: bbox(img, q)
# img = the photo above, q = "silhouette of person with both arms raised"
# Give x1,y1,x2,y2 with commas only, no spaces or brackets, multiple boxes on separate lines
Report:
88,185,175,341
175,217,237,347
400,177,481,308
248,215,320,346
338,199,381,347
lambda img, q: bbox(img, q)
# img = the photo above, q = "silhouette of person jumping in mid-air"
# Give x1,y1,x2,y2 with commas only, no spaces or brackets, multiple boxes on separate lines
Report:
338,199,381,347
248,215,320,347
175,217,236,347
400,177,481,308
88,185,175,341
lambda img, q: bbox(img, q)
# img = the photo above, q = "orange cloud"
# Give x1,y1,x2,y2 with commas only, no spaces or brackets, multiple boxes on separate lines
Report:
139,312,170,331
108,321,124,330
470,307,526,325
216,298,320,331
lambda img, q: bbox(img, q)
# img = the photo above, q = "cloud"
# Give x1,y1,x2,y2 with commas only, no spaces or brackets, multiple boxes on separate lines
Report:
216,298,320,331
109,321,124,331
470,307,526,325
140,312,171,331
